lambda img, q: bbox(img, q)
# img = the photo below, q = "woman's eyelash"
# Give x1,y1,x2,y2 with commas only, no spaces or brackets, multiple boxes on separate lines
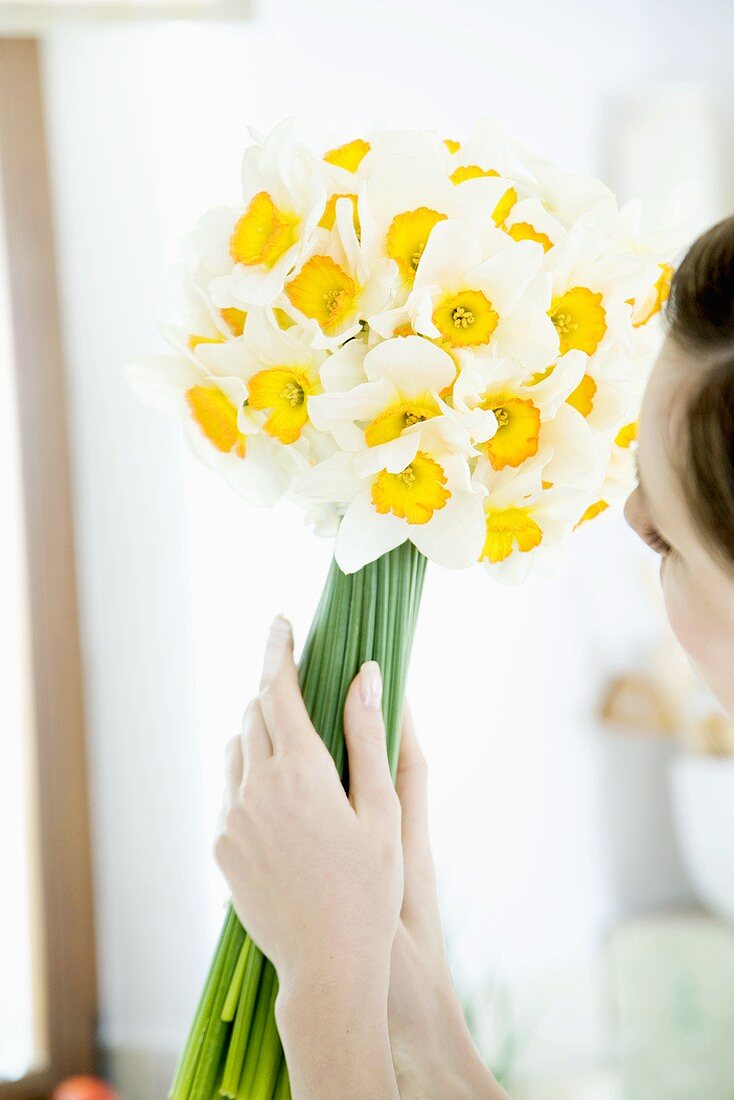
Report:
643,526,672,555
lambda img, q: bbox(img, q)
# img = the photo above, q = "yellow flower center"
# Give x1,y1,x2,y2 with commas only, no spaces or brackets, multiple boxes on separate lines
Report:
632,262,674,327
481,507,543,563
481,393,541,470
450,164,499,184
229,192,300,269
528,365,554,386
371,452,451,525
187,334,224,351
492,187,518,227
432,289,499,348
452,305,474,327
247,366,320,444
566,373,597,418
186,385,246,458
323,139,371,173
386,207,448,283
364,398,440,447
550,287,607,355
220,307,247,337
286,255,358,335
444,138,461,154
575,500,609,528
615,422,638,449
506,222,553,252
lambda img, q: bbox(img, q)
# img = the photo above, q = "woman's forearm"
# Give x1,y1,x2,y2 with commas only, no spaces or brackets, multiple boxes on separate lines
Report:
276,963,400,1100
392,982,509,1100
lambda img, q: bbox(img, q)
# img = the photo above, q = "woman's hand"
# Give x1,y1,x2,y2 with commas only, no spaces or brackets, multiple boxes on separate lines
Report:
215,616,403,1100
390,711,509,1100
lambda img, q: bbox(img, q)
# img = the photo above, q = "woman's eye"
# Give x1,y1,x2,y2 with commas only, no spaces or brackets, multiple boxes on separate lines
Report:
643,526,672,556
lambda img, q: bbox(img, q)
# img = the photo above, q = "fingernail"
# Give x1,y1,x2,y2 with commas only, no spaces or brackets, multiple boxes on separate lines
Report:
261,616,292,686
359,661,382,709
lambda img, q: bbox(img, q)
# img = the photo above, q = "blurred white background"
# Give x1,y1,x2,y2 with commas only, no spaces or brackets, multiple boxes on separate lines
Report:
17,0,734,1094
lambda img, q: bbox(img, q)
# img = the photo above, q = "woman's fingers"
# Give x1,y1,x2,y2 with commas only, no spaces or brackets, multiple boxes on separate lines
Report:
396,705,437,918
343,662,397,817
241,698,272,777
396,705,429,836
225,733,244,795
258,616,316,752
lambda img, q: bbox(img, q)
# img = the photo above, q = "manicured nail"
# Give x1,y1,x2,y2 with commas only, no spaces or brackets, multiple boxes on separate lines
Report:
359,661,382,709
261,616,293,686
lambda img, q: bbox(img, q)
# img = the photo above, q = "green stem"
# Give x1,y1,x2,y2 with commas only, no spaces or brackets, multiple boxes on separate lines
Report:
170,543,427,1098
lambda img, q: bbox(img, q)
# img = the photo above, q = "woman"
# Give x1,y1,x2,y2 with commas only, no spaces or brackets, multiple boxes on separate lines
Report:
214,217,734,1099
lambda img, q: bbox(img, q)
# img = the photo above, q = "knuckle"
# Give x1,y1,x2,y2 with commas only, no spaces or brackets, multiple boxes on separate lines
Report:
258,682,277,713
212,831,231,869
224,799,249,835
242,699,260,731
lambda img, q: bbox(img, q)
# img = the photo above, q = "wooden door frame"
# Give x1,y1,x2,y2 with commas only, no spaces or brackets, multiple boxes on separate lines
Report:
0,38,97,1098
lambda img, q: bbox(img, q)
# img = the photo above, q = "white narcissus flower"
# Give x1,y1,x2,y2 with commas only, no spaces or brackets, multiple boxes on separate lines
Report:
446,118,535,190
501,196,566,253
295,423,487,573
359,153,493,299
473,455,585,583
574,423,640,531
204,308,328,453
278,197,395,348
129,118,683,576
372,219,560,371
545,225,660,368
309,335,496,462
126,347,294,507
451,350,593,473
214,120,327,308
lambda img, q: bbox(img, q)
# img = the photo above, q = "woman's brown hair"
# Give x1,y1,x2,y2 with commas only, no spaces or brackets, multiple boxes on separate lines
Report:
665,215,734,567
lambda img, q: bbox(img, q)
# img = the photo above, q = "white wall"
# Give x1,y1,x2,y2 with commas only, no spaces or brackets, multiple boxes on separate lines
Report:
39,0,734,1085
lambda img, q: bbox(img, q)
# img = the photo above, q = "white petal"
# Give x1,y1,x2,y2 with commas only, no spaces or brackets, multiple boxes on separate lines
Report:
308,378,394,432
495,288,559,372
413,219,481,290
127,355,200,413
472,239,543,315
542,404,606,488
320,340,369,392
410,485,486,569
294,451,363,505
355,431,421,477
363,335,455,397
335,491,406,573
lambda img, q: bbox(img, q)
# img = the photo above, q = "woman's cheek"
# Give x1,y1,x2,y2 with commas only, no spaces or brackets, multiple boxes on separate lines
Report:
662,561,734,714
661,562,709,667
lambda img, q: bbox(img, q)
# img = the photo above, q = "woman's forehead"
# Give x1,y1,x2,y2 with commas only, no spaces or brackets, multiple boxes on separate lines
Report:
638,344,696,533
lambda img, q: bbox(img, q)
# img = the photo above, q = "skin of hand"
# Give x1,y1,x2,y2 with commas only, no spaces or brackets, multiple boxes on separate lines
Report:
214,615,403,1100
390,710,509,1100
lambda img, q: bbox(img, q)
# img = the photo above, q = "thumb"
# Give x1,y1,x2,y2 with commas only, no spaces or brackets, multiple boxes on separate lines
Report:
343,662,395,814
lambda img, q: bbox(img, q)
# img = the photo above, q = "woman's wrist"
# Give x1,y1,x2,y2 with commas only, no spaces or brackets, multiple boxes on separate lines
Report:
276,959,399,1100
393,974,504,1100
276,948,392,1015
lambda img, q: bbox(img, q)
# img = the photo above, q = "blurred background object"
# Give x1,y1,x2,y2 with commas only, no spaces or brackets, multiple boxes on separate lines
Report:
52,1078,120,1100
2,1,734,1097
